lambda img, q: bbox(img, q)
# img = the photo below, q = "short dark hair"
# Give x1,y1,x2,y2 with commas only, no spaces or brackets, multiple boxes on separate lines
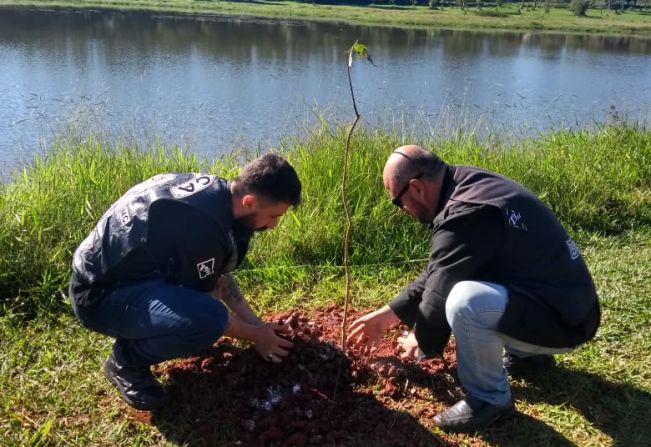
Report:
232,153,301,206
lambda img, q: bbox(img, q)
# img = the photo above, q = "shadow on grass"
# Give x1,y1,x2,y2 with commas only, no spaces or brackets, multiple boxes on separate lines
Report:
481,366,651,446
149,341,447,446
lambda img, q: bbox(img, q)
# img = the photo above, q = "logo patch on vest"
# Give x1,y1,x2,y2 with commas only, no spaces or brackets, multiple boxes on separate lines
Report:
506,208,528,231
117,206,130,227
171,174,214,199
566,239,581,260
197,258,215,279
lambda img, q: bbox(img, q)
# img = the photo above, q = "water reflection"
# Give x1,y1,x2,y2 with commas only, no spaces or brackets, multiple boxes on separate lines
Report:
0,7,649,171
5,9,647,60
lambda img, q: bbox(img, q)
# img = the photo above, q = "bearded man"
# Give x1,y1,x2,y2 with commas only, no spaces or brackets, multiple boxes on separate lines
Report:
70,153,301,410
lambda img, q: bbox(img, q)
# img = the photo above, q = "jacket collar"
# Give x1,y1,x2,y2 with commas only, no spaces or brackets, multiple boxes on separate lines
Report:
434,165,457,217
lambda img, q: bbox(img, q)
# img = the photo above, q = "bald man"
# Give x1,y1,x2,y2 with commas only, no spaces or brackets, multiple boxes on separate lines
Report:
348,145,600,433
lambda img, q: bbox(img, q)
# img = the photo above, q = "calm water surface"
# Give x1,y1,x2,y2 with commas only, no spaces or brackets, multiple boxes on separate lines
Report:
1,8,650,173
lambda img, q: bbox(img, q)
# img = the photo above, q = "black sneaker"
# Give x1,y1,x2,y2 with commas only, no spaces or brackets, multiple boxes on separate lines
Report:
503,353,556,372
102,353,167,411
432,396,515,433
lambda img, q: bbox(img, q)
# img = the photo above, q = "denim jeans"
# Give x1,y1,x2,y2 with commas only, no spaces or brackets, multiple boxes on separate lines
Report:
445,281,572,407
72,279,228,368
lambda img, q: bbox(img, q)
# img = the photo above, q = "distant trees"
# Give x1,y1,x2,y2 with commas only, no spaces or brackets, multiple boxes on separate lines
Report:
294,0,650,10
298,0,651,9
570,0,593,14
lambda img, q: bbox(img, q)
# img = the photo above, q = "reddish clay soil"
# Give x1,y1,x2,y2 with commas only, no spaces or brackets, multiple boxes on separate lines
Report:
146,306,464,446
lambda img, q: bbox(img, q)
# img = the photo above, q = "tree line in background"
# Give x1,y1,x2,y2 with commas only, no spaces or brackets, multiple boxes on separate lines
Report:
296,0,650,17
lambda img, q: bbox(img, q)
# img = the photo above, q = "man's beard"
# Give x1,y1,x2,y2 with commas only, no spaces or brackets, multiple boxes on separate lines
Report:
235,215,268,233
417,215,431,225
411,202,434,225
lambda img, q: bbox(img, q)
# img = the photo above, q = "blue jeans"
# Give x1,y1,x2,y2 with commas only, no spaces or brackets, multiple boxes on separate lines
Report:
72,279,228,368
446,281,572,407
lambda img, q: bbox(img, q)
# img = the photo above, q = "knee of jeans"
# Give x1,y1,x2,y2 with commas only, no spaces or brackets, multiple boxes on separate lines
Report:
72,302,121,338
445,281,481,328
185,299,229,347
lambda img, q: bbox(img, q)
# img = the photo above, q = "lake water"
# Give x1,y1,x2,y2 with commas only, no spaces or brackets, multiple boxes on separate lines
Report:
1,7,650,173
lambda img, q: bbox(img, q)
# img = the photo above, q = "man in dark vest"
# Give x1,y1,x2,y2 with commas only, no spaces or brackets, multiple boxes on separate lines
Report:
69,153,301,411
348,145,600,433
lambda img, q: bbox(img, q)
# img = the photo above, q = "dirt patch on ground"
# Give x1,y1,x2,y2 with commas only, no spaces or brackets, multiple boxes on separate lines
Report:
145,306,466,446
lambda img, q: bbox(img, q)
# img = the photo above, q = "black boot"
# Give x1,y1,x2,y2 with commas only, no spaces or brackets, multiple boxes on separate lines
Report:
432,396,515,433
102,353,167,411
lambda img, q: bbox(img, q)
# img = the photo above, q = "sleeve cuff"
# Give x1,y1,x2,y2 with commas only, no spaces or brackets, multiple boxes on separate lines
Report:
388,292,418,327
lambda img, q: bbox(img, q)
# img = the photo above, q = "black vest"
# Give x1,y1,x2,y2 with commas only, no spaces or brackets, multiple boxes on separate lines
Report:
70,174,252,306
441,166,600,347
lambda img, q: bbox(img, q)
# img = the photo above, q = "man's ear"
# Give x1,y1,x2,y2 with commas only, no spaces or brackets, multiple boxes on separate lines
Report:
411,179,426,201
241,194,257,210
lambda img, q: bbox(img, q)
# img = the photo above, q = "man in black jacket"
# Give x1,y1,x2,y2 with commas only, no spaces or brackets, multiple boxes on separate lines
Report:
70,153,301,411
348,145,600,433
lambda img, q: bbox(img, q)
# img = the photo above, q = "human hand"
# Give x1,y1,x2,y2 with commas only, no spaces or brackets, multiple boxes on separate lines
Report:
252,322,294,364
347,305,399,348
397,331,419,361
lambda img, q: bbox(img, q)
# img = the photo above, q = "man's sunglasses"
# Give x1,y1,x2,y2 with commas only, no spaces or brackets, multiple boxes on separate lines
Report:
391,173,424,208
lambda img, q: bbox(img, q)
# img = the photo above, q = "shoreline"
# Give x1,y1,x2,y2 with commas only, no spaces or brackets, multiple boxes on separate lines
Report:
1,1,651,37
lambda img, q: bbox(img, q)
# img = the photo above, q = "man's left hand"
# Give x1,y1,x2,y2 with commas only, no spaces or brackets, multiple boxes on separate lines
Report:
397,331,419,361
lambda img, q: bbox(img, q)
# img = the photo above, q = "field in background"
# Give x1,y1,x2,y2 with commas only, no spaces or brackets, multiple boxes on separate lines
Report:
2,0,651,36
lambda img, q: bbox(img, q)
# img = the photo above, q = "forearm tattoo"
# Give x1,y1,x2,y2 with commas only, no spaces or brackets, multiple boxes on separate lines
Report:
216,274,245,307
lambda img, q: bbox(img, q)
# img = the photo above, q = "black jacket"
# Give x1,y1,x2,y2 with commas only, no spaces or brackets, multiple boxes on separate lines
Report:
70,173,252,306
389,166,600,355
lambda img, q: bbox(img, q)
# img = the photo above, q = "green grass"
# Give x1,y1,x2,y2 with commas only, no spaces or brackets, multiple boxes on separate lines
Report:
1,125,649,316
0,125,650,445
1,231,649,446
1,0,651,36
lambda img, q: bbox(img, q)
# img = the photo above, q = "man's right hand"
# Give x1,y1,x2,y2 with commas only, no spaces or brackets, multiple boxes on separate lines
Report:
347,305,400,348
251,322,294,364
224,315,294,363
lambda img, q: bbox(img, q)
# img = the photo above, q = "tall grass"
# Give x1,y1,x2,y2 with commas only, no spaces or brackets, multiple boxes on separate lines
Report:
1,125,649,316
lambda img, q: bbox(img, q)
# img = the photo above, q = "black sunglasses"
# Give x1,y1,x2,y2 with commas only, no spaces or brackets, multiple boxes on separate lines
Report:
391,172,424,208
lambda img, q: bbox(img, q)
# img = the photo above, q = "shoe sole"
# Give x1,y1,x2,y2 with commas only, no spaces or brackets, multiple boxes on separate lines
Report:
434,404,516,434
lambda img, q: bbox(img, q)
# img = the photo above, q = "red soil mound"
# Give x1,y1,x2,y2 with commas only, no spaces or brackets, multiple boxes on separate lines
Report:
148,305,460,446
